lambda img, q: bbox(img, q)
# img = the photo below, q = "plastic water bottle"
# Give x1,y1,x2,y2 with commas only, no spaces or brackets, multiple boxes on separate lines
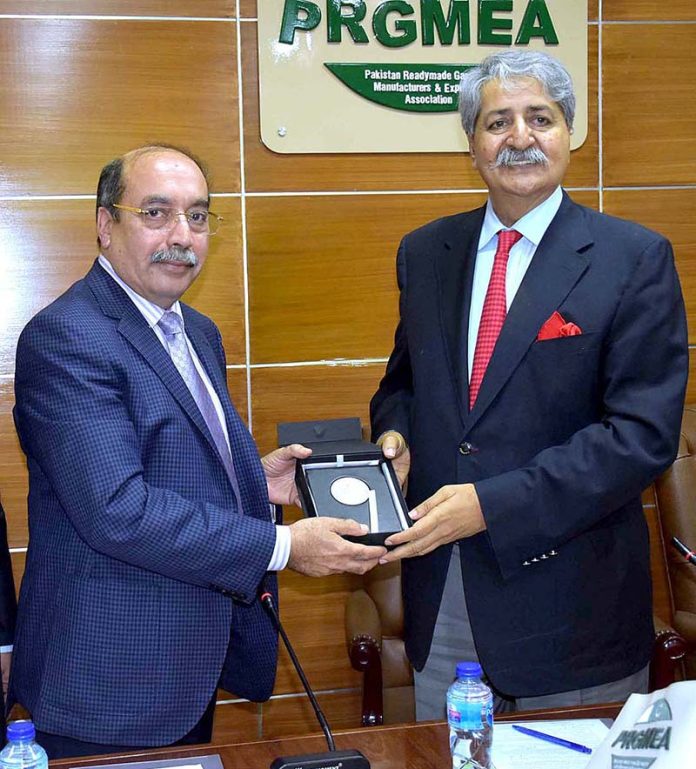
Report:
0,721,48,769
446,661,493,769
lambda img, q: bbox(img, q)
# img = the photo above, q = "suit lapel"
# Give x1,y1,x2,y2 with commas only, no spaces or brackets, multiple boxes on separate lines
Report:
464,194,593,432
435,207,486,428
184,310,270,519
84,263,223,461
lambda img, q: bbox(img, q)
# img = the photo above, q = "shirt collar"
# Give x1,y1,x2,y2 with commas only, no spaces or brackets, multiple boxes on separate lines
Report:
97,254,183,328
478,186,563,251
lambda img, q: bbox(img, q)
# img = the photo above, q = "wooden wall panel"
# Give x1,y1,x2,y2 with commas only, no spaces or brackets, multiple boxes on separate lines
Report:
261,691,363,739
9,551,25,601
226,369,249,422
566,190,599,210
242,25,599,192
0,1,235,13
687,352,696,404
239,0,256,18
603,25,696,186
211,701,261,744
604,1,696,21
0,200,95,374
247,194,485,363
0,19,240,196
603,189,696,343
250,363,386,453
273,569,363,694
642,485,656,508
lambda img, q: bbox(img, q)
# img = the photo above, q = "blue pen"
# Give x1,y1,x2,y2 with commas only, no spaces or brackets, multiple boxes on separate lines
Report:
512,724,593,755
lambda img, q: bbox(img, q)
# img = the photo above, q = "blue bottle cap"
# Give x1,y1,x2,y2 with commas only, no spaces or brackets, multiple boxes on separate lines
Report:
456,661,482,678
6,720,35,741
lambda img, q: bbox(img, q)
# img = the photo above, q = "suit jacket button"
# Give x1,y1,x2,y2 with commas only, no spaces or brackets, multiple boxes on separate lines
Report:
459,442,473,455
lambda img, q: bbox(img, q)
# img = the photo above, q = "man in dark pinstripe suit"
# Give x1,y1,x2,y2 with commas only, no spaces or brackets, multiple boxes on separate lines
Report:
11,145,385,758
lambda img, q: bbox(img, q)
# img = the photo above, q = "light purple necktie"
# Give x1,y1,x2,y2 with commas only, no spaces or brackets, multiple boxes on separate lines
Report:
158,310,241,505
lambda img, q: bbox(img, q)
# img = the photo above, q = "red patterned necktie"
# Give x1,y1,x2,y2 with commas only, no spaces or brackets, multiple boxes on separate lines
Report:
469,229,523,410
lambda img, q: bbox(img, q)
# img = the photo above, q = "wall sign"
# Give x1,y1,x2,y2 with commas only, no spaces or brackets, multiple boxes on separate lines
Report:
257,0,587,153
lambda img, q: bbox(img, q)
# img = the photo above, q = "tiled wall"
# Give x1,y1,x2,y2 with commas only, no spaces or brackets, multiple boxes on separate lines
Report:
0,0,694,740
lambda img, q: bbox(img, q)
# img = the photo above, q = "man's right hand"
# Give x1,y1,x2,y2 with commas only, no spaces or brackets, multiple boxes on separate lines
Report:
377,430,410,490
287,517,386,577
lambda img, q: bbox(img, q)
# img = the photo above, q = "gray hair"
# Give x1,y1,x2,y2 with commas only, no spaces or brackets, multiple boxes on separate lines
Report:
458,50,575,135
96,143,210,222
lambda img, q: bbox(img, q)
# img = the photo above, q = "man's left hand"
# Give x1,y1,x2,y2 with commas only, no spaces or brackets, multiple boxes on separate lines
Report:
262,444,312,506
380,483,486,562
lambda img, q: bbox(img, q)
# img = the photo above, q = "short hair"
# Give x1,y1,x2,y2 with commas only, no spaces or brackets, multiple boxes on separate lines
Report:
95,143,210,223
458,50,575,136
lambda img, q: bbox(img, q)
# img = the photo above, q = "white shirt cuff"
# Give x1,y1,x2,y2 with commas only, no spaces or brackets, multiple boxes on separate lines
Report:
267,525,291,571
0,645,12,654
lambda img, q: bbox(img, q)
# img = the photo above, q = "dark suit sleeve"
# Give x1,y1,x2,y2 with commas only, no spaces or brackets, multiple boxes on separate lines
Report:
371,240,414,442
13,314,275,603
0,503,16,646
477,235,688,579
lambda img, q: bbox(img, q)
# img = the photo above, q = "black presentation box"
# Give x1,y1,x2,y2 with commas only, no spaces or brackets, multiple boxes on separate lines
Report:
277,417,410,546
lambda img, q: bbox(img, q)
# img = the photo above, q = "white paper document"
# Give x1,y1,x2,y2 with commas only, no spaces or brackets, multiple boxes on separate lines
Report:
492,719,609,769
585,680,696,769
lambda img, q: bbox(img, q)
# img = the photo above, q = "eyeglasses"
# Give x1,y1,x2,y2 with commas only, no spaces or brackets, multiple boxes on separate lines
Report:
112,204,223,236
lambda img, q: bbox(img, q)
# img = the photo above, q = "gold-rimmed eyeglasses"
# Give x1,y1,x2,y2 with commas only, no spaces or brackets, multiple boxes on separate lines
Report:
112,204,223,236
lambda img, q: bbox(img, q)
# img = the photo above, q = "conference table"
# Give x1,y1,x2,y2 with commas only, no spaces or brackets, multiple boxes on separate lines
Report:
53,703,621,769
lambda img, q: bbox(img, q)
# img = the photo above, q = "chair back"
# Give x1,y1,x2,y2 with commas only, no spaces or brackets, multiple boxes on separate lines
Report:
345,561,414,724
654,406,696,679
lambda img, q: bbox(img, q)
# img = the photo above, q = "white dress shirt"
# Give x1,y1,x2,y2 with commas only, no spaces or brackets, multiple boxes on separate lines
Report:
98,255,291,570
467,186,563,380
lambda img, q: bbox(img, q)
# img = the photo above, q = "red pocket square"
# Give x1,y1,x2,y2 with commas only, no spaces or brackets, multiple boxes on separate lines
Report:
537,311,582,341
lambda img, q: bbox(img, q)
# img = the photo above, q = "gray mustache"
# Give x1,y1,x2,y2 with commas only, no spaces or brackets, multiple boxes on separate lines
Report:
494,146,549,168
150,247,198,266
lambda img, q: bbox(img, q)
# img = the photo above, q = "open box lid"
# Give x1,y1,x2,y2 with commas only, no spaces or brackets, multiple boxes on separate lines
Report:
277,417,378,459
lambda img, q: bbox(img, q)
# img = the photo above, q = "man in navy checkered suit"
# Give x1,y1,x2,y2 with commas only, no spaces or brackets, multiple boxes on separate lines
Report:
11,145,386,758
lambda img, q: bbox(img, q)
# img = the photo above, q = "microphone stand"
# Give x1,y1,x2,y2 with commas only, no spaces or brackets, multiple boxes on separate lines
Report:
261,592,370,769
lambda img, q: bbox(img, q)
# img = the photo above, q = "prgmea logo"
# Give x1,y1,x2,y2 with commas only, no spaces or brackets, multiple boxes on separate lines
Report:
609,699,673,769
279,0,559,48
278,0,560,113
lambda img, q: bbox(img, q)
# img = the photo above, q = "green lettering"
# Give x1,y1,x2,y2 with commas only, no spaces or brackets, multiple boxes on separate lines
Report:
516,0,559,44
327,0,369,43
279,0,322,44
478,0,513,45
372,1,417,47
421,0,470,45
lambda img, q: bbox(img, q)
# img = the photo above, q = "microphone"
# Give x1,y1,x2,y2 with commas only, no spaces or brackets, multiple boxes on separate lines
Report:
260,591,370,769
671,536,696,565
